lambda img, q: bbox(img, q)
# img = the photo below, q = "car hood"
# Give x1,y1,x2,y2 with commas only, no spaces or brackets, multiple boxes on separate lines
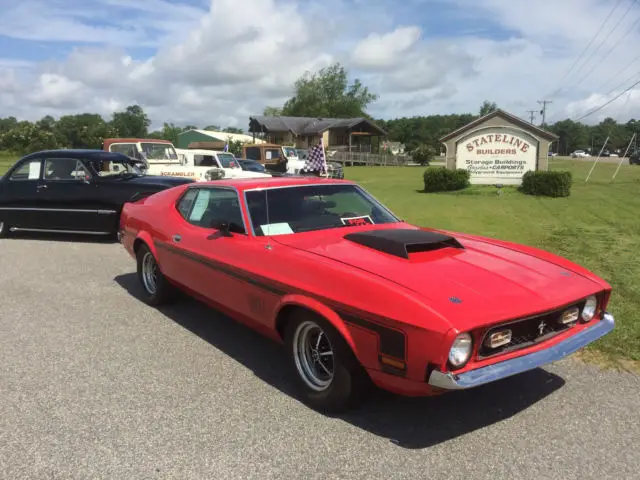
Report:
272,224,602,331
121,175,195,187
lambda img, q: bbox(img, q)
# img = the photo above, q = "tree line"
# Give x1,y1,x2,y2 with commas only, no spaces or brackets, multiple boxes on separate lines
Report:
1,63,638,157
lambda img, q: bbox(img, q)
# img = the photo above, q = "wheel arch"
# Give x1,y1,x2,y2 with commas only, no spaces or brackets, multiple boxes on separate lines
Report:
274,295,358,356
133,231,158,258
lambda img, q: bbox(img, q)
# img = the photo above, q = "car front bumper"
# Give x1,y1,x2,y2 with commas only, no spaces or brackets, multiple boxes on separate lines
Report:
428,312,615,390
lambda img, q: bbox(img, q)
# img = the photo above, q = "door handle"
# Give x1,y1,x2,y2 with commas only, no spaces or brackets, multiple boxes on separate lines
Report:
172,234,182,243
37,184,47,190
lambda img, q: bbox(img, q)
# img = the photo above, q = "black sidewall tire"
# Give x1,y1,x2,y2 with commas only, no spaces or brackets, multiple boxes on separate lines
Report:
136,243,176,306
285,313,370,414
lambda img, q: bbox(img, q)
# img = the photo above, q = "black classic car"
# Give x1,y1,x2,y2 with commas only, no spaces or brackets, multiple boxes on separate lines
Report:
0,149,194,239
630,148,640,165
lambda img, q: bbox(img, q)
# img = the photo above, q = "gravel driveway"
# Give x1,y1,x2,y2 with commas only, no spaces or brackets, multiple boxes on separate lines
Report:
1,235,638,479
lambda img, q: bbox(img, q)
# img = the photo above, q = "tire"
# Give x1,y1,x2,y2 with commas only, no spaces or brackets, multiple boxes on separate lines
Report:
136,243,177,306
284,311,371,413
0,218,9,239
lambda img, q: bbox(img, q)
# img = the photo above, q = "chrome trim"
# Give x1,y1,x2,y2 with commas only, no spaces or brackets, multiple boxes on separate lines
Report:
0,207,116,214
9,227,111,235
428,312,615,390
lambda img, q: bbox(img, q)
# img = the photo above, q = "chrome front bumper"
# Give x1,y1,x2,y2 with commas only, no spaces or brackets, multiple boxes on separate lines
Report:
428,312,615,390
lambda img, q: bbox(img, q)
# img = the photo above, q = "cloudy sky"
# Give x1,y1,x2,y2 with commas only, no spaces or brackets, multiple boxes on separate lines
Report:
1,0,639,130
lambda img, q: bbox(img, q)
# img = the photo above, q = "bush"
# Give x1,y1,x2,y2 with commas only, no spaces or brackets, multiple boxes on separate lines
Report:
412,144,437,166
422,167,471,192
521,170,572,197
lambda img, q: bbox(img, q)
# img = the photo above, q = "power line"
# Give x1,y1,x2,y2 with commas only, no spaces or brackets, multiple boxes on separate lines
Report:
574,77,640,121
594,50,640,93
571,0,640,90
538,100,552,126
526,110,537,123
546,0,625,98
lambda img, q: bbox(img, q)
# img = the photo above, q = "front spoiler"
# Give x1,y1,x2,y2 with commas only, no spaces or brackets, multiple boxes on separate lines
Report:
428,312,615,390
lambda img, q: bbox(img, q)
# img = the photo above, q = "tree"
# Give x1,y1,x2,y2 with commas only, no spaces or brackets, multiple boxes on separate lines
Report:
54,114,114,148
412,144,436,166
223,126,243,134
263,106,282,116
479,101,498,116
111,105,151,137
280,63,378,118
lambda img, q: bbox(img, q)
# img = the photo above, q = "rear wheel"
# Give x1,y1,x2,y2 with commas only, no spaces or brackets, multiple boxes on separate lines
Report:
284,311,370,413
136,243,176,306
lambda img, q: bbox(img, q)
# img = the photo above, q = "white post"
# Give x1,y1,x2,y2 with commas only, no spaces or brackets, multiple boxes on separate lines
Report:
585,135,610,183
612,133,637,181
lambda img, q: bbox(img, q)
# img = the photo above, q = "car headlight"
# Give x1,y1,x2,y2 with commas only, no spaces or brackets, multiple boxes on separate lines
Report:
448,333,473,368
581,295,597,322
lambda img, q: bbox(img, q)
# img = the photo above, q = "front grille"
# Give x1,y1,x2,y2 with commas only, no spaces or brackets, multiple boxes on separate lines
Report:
477,302,586,359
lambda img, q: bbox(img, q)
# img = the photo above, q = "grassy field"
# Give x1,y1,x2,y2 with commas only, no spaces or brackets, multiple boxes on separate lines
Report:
1,152,638,368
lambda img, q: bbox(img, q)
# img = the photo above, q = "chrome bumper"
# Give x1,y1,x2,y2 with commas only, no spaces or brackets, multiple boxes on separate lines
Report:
428,312,615,390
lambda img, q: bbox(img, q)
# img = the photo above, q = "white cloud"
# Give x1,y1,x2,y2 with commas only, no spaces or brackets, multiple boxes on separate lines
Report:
1,0,640,130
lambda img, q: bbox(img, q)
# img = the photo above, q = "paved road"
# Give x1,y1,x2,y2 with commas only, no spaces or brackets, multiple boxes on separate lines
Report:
1,236,638,479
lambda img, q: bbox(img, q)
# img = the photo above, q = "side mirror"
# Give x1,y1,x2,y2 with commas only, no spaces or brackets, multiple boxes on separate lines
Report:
211,220,233,237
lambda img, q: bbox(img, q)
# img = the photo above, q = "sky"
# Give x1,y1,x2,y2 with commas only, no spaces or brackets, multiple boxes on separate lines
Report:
1,0,639,131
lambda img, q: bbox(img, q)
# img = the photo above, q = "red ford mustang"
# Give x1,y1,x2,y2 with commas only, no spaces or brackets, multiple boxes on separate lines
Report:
118,176,615,412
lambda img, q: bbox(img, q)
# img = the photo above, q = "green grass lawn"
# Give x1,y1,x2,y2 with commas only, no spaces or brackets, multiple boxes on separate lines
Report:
345,160,640,368
1,151,637,367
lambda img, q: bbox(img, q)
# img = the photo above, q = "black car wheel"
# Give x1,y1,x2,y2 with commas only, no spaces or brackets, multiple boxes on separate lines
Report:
285,311,371,413
136,243,177,306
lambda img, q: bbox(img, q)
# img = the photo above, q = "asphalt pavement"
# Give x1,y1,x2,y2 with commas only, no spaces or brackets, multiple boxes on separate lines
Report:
1,236,638,479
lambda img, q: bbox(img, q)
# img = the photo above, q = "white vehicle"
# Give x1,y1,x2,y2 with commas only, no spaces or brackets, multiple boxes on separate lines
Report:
148,149,271,181
571,150,590,158
102,138,270,181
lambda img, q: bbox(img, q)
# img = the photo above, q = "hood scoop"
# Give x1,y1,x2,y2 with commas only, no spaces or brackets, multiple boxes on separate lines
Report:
344,228,464,259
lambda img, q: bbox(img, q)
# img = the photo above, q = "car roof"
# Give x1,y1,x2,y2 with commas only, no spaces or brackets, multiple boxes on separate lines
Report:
198,176,355,191
21,149,132,161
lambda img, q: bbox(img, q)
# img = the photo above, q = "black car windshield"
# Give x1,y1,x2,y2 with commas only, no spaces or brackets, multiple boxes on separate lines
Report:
90,158,142,177
245,184,399,236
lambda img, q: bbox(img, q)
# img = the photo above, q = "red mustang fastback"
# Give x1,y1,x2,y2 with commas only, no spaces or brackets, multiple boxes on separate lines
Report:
118,176,615,412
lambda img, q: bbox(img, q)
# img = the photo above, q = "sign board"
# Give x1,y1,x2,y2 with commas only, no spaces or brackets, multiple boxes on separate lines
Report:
455,128,538,185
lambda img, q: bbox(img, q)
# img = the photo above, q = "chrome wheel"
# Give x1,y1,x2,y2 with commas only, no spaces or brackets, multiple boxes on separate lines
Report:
293,320,335,392
141,252,158,295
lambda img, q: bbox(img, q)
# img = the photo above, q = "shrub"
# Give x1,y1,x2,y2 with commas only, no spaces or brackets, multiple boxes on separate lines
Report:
412,144,437,166
422,167,471,192
521,170,572,197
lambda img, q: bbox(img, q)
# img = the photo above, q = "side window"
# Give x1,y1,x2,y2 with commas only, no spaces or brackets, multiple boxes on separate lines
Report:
178,188,246,234
44,158,89,181
177,189,199,219
245,147,261,161
9,159,42,181
194,155,216,167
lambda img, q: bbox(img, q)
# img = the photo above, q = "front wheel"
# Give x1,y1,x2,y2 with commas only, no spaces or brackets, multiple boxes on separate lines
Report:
136,243,176,306
285,312,370,413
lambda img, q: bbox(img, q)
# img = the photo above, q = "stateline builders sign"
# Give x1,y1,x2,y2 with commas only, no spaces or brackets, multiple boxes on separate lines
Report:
455,129,538,185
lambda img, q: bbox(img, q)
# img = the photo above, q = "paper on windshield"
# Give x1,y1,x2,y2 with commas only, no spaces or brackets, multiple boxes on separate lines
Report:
260,223,294,235
29,162,40,179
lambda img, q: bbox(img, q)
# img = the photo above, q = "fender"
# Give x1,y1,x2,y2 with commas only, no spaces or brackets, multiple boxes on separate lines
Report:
134,230,158,258
273,294,358,355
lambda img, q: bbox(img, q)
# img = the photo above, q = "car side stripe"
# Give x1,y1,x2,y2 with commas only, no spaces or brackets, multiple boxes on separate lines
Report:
153,239,407,360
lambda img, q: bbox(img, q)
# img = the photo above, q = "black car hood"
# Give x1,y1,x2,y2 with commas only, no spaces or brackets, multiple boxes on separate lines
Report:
121,175,195,187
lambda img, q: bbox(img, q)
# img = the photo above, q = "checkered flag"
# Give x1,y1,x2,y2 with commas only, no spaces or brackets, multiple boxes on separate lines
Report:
302,138,327,175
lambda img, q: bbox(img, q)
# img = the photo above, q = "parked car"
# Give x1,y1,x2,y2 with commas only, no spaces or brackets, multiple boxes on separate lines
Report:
119,176,614,413
0,149,194,239
629,148,640,165
238,159,268,173
571,150,590,158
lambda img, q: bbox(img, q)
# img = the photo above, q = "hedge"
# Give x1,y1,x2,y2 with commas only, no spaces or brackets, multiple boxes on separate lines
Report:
521,170,572,197
423,167,471,192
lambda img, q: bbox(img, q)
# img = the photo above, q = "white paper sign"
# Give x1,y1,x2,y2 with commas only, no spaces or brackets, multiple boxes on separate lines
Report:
29,161,40,179
260,223,294,235
189,190,210,221
266,151,272,160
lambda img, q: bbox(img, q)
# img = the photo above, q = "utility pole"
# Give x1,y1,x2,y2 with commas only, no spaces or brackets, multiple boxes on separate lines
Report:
526,110,536,124
537,100,552,127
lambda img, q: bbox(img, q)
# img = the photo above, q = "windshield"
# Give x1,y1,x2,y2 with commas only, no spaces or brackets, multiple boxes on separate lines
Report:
90,158,143,177
141,142,178,160
245,184,399,236
217,153,240,168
